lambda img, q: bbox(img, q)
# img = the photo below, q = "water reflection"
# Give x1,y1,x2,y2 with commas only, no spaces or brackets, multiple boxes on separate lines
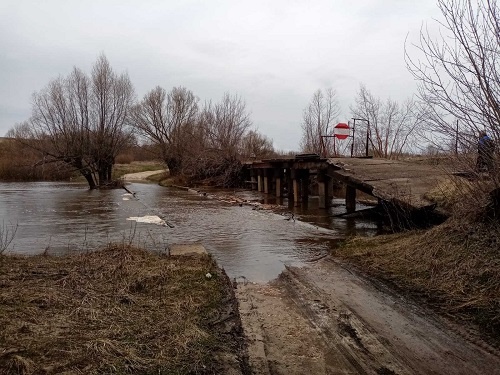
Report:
0,182,382,281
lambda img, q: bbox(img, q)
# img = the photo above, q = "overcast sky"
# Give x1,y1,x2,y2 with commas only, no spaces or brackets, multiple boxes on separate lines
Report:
1,0,441,151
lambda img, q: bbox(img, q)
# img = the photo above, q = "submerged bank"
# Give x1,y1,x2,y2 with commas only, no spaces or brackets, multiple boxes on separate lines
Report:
0,245,247,374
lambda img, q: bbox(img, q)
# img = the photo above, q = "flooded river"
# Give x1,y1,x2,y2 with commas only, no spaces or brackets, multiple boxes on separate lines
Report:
0,181,380,281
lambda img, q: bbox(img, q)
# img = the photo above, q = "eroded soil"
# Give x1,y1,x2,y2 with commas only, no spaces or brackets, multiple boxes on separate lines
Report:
237,258,500,375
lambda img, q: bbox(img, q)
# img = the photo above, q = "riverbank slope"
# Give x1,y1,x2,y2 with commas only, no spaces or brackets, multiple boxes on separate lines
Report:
336,219,500,346
0,245,247,374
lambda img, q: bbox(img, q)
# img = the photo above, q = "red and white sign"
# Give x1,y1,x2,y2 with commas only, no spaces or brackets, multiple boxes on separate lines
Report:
333,123,350,140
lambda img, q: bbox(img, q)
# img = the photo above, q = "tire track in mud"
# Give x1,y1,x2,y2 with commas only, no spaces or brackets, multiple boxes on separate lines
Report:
237,282,333,375
293,261,500,375
237,259,500,375
279,267,408,375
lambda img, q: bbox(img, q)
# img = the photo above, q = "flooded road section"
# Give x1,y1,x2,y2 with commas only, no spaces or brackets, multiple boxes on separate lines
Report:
0,181,379,281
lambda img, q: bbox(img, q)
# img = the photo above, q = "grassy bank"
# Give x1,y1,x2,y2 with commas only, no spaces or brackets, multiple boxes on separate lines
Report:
336,219,500,345
0,245,245,374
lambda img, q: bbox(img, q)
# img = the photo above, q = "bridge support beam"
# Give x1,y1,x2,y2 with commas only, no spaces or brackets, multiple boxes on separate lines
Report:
318,172,330,209
346,185,357,213
286,169,293,202
291,169,301,206
263,169,271,194
257,170,263,192
301,170,310,205
274,168,284,197
328,177,335,200
293,179,300,206
250,170,257,190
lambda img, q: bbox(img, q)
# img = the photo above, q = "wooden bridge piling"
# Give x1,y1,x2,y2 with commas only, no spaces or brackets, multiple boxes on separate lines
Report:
243,156,448,219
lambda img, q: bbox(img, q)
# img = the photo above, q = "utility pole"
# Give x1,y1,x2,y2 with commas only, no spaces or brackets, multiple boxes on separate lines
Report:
350,121,355,158
352,118,370,157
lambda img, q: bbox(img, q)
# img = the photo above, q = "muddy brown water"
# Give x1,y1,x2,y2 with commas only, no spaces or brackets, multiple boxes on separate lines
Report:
0,181,380,281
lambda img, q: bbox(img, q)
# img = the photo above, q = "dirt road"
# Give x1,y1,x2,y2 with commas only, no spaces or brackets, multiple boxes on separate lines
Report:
237,258,500,375
122,169,166,181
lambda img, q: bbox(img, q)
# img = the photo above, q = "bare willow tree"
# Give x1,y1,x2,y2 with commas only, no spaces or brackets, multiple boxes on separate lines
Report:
406,0,499,161
300,88,341,155
202,93,251,157
130,86,199,174
350,85,425,159
193,93,253,186
8,55,134,189
131,89,259,186
91,56,135,184
240,130,275,159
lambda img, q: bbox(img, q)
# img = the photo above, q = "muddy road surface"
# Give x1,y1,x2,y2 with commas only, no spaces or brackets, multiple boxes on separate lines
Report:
237,258,500,375
122,169,166,180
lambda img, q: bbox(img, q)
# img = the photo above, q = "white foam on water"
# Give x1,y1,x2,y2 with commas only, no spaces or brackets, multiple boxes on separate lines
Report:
127,215,166,226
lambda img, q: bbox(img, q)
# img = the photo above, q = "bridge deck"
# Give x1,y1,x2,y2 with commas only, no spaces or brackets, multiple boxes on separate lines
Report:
327,158,448,209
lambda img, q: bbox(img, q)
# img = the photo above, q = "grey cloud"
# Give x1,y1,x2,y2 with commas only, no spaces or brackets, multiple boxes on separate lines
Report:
1,0,441,148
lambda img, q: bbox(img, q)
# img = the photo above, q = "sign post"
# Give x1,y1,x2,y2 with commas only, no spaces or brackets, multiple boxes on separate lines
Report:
333,123,350,140
320,123,351,157
352,118,370,157
334,123,350,157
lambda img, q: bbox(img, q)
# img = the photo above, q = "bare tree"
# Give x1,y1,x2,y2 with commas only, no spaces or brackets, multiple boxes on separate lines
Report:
300,88,341,155
9,55,134,189
90,55,135,185
202,93,251,156
130,86,199,174
406,0,500,219
406,0,499,162
240,130,275,159
131,90,254,186
350,85,424,159
192,93,253,186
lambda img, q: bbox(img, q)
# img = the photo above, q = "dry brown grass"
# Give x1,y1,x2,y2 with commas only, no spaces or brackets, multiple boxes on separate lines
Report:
0,245,244,374
337,219,500,344
424,176,475,210
424,174,498,217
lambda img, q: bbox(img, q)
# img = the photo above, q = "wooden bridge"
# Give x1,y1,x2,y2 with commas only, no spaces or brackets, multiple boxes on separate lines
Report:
244,155,449,214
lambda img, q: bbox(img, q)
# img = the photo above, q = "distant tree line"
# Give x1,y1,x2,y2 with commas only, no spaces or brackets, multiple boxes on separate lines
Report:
299,0,499,220
301,0,498,165
8,55,275,189
0,138,74,181
8,0,496,190
300,86,425,159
